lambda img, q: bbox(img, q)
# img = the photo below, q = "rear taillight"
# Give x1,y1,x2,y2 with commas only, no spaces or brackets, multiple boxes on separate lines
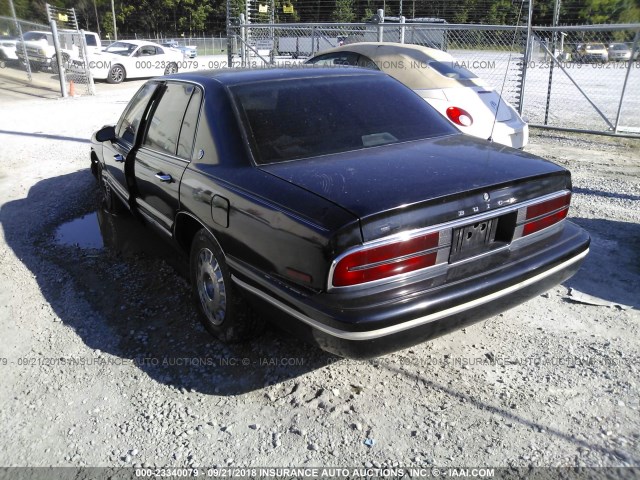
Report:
331,230,449,288
516,192,571,238
446,106,473,127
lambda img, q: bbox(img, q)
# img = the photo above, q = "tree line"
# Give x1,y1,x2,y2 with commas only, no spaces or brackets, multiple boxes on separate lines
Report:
1,0,638,38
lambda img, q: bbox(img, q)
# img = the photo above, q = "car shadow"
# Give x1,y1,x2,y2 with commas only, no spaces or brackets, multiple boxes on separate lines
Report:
565,217,639,309
573,187,640,203
0,169,336,396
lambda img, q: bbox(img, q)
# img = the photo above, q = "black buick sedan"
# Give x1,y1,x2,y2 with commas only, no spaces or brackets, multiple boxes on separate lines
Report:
90,68,590,358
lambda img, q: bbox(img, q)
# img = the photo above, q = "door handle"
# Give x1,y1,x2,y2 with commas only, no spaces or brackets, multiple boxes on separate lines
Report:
155,172,173,183
114,154,124,163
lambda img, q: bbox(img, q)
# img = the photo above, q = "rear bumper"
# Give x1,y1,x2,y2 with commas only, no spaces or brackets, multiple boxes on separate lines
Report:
232,221,590,358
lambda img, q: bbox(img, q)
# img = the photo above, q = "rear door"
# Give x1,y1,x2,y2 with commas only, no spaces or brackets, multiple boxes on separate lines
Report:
133,81,203,234
102,81,159,203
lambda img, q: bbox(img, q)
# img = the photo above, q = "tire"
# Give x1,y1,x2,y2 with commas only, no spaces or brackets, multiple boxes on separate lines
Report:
98,163,125,213
50,54,69,74
190,229,264,342
164,62,178,75
107,64,125,84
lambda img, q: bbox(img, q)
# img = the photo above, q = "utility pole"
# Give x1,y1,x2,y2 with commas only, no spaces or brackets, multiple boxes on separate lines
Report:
93,0,101,38
9,0,32,81
111,0,117,41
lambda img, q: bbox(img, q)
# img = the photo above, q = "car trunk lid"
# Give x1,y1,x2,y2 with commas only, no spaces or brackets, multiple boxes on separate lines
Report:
260,134,570,242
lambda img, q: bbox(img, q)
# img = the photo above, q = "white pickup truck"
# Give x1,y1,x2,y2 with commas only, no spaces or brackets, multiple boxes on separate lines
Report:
16,30,100,72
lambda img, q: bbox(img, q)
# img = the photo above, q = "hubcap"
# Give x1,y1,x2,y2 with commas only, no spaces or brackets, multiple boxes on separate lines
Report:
111,67,124,82
196,248,226,326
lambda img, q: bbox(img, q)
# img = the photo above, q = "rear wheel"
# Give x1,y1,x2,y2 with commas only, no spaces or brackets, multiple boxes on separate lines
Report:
50,53,69,74
164,62,178,75
107,64,125,84
190,229,264,342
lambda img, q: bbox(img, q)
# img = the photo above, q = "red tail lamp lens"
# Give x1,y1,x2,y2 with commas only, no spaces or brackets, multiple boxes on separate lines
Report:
446,107,473,127
523,208,569,236
332,232,441,287
523,193,571,236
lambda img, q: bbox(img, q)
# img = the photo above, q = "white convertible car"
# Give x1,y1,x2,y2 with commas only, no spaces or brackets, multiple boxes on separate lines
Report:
306,42,529,149
89,40,184,84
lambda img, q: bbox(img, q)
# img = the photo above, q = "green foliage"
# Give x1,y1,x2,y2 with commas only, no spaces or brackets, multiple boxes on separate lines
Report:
333,0,355,22
2,0,638,37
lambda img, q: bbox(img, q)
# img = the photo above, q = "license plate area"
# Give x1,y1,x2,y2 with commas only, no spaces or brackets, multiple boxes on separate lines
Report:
449,212,517,263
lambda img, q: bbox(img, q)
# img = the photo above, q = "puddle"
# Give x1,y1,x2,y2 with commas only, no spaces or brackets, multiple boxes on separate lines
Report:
55,213,104,249
55,209,179,264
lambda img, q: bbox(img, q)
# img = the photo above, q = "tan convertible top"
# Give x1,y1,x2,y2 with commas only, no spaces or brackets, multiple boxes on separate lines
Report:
315,42,485,90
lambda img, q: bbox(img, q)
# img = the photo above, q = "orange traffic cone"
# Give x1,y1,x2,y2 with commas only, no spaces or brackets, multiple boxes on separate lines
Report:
69,80,75,97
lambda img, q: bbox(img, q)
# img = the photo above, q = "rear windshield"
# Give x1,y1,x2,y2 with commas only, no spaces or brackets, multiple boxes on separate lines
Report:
428,61,478,79
231,75,456,164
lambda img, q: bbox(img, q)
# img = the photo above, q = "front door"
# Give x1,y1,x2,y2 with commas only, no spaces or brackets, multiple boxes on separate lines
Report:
102,82,158,202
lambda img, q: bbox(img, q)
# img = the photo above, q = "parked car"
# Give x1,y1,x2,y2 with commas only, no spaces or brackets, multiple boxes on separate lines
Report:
161,40,197,58
15,30,101,72
573,43,608,63
607,43,632,61
306,43,529,149
87,40,183,83
90,68,590,358
0,36,18,62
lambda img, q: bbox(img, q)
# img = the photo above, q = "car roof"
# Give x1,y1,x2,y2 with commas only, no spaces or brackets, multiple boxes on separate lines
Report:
321,42,454,61
163,67,387,87
111,39,162,47
309,42,485,90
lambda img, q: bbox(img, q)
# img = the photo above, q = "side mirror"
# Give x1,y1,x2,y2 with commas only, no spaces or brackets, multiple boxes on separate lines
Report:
95,125,116,142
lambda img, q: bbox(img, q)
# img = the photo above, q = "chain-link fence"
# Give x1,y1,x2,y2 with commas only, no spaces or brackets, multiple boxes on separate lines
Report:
229,21,639,136
0,15,95,97
230,22,526,109
128,35,228,56
2,13,639,136
523,24,639,135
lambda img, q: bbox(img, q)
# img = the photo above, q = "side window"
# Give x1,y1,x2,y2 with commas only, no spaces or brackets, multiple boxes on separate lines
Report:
357,55,380,70
140,46,157,56
177,87,202,159
144,83,194,156
116,82,157,144
85,34,97,47
308,52,359,66
307,53,335,66
156,46,164,54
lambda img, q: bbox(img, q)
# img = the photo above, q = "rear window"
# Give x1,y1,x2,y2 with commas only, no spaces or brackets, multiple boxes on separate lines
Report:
231,75,456,164
428,61,477,79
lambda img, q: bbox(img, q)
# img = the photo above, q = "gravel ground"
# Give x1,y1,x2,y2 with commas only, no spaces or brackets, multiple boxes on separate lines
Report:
0,84,639,474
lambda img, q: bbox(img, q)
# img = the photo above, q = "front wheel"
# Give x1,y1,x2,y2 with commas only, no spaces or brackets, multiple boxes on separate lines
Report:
190,230,264,342
164,62,178,75
98,163,124,213
107,64,125,84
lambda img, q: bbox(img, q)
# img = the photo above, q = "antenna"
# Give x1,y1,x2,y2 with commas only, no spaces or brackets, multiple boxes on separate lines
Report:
489,0,527,143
